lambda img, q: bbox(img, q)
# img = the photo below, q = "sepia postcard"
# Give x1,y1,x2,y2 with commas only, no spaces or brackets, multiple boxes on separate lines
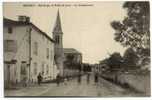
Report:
3,1,150,97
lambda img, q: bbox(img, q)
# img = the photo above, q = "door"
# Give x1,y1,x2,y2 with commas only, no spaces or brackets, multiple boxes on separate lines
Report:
20,62,28,84
4,64,10,88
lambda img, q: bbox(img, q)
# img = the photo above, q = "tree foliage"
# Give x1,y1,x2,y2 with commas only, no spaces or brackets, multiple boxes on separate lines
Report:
107,52,123,70
111,2,150,54
123,48,139,67
64,54,81,70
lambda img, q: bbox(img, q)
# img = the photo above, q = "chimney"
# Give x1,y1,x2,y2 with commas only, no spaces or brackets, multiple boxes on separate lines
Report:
18,16,30,23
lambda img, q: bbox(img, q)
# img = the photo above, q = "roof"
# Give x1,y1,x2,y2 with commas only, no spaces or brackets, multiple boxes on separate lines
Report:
63,48,81,54
4,18,55,42
53,10,63,33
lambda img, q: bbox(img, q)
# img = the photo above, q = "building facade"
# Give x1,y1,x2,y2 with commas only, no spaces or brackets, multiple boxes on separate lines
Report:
4,16,58,88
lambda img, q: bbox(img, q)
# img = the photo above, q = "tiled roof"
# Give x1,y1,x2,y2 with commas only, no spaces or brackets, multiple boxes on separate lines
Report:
3,18,55,42
63,48,81,54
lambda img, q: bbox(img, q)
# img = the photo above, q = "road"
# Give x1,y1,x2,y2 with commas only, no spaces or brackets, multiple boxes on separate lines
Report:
39,74,145,97
5,74,146,97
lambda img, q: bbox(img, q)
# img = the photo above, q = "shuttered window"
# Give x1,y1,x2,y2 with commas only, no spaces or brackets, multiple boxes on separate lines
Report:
4,40,17,52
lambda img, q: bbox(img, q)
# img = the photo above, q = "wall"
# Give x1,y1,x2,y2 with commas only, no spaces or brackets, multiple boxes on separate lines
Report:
102,71,150,95
30,26,55,82
118,72,150,95
4,24,57,84
4,25,30,83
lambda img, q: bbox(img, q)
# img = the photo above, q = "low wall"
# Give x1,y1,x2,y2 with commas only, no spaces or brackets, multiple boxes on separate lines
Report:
101,71,150,96
118,72,150,95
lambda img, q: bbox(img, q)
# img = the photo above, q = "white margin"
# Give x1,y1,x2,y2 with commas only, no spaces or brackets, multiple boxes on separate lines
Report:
0,0,151,100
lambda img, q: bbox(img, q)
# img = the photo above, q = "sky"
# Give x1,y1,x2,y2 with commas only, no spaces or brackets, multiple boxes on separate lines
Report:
3,2,127,64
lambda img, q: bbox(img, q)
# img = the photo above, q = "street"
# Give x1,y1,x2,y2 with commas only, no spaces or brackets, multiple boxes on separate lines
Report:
5,74,146,97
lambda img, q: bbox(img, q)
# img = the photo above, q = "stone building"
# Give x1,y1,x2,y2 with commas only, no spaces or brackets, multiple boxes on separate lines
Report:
4,16,58,88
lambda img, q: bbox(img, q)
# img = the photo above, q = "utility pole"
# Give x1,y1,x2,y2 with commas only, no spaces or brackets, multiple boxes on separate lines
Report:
29,27,32,83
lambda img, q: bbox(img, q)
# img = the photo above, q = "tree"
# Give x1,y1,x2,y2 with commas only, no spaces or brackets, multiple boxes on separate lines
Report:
64,54,75,69
123,48,139,68
107,52,123,71
111,2,150,57
66,54,75,62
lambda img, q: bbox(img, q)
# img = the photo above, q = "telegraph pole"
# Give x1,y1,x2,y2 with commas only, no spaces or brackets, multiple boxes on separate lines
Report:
29,27,32,83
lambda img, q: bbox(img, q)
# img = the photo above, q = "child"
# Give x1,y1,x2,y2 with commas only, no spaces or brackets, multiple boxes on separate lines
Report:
64,78,68,85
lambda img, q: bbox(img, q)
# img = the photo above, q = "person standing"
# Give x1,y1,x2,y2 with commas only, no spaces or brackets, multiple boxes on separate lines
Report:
23,76,27,87
37,73,42,85
86,73,90,84
77,73,82,84
94,73,99,85
56,74,60,86
64,77,68,85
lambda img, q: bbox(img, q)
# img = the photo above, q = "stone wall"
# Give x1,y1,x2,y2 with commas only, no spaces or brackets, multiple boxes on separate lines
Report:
118,72,150,95
101,71,150,96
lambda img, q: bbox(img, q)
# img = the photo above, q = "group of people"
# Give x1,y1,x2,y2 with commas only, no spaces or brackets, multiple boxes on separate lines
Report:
23,72,99,87
21,72,43,87
77,72,99,85
56,74,69,86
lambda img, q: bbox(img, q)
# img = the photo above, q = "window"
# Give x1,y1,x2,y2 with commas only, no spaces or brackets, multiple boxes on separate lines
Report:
42,63,44,75
8,27,13,34
4,40,17,52
46,65,49,74
50,49,53,60
34,62,37,75
46,48,49,59
33,42,38,55
55,36,60,44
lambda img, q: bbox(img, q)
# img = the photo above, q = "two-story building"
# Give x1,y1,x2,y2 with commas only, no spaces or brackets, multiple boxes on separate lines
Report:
4,16,59,88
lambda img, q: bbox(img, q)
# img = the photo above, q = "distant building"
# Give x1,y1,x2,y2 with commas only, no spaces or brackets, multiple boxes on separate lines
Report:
63,48,82,76
63,48,82,63
4,16,58,88
93,64,101,73
92,59,109,74
53,10,64,76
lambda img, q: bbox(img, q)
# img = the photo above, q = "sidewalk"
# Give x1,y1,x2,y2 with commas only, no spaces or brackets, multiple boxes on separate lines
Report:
4,83,56,97
4,76,85,97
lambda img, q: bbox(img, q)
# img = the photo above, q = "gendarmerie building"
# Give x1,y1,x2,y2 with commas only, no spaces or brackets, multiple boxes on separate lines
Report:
4,16,59,88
